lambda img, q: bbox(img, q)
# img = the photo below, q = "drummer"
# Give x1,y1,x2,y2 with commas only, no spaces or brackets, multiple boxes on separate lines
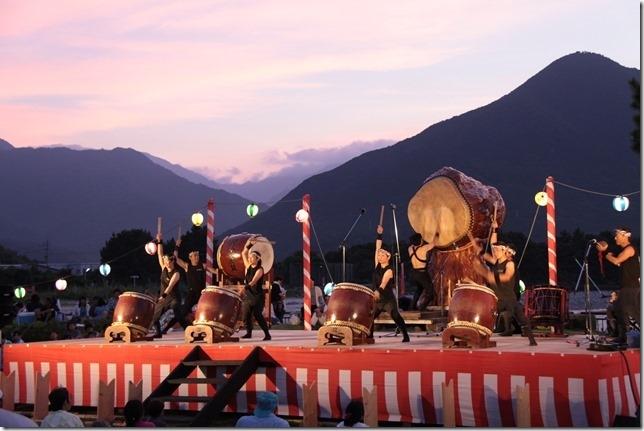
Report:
173,238,219,325
240,241,272,341
152,233,183,338
469,232,537,346
371,224,410,343
408,232,437,310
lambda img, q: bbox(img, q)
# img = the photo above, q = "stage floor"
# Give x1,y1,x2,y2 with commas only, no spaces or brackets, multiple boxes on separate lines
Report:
2,330,641,426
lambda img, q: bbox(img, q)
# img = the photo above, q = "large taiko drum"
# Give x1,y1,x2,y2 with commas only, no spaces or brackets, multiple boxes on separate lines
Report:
192,286,242,337
447,283,498,336
323,283,375,336
524,286,569,323
109,291,156,334
217,233,274,282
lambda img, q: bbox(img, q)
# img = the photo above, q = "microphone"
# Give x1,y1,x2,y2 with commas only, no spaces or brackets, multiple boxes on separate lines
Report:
360,208,366,214
390,203,397,210
589,238,598,244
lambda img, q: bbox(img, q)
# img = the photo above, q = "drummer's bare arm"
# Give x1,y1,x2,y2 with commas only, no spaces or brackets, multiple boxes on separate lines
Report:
379,269,393,292
156,233,165,269
490,216,499,245
205,265,219,282
375,225,384,266
173,239,188,271
605,245,635,266
495,261,515,283
241,244,251,268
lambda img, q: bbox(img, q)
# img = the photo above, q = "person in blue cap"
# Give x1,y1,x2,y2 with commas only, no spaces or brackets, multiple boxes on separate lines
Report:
235,391,289,427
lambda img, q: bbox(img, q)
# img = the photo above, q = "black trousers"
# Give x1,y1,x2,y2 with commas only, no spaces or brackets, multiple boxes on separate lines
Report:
241,294,270,336
497,298,531,335
411,269,434,310
371,297,408,337
616,287,640,340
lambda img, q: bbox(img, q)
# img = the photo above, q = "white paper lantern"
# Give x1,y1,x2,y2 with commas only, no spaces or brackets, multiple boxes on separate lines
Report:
192,212,204,226
14,286,26,299
55,279,67,291
295,209,309,223
612,195,629,212
534,191,548,207
145,241,157,255
99,263,111,277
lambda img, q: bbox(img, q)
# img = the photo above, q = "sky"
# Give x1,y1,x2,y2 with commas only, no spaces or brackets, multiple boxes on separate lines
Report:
0,0,640,184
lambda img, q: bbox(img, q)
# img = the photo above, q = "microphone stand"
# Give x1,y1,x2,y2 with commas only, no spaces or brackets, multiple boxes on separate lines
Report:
339,210,365,282
582,241,596,342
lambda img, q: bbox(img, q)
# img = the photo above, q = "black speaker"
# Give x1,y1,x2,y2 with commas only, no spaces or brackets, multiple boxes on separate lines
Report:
613,415,640,427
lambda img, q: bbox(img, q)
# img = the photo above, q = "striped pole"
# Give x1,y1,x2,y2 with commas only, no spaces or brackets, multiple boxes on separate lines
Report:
302,194,312,331
206,198,215,286
545,176,557,286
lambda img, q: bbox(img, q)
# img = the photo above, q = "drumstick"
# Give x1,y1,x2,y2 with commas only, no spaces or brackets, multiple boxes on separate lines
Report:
177,225,182,239
379,205,385,226
157,217,162,237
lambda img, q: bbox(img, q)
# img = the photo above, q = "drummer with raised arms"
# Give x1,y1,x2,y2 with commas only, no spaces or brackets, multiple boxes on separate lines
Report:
371,224,410,343
173,238,219,326
468,226,537,346
240,237,272,341
152,232,183,338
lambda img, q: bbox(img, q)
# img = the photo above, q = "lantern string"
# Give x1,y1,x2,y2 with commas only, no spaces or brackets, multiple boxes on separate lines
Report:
553,180,640,197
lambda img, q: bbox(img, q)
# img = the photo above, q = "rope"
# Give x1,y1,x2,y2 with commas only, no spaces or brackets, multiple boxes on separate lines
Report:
308,217,335,285
553,181,640,197
517,202,542,269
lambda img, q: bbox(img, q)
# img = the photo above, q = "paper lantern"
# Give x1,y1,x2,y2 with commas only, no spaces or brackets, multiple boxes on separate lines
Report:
55,279,67,291
534,191,548,207
99,263,111,277
295,209,309,223
192,212,204,226
612,195,629,212
145,241,157,255
14,286,26,299
246,203,259,218
323,282,335,296
518,280,526,294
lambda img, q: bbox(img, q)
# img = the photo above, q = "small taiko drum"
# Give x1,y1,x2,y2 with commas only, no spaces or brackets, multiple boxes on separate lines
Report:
217,233,274,282
109,292,156,335
324,283,375,336
447,283,498,337
524,286,569,323
192,286,242,337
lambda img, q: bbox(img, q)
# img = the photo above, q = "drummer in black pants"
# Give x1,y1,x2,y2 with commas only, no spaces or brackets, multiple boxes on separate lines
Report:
469,232,537,346
173,238,219,326
371,224,410,343
152,233,183,338
240,242,272,341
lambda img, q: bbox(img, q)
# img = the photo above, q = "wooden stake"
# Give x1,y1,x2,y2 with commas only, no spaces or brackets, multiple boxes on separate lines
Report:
516,383,531,427
97,379,115,424
0,371,16,411
302,380,319,427
442,379,455,427
362,386,378,427
33,371,50,420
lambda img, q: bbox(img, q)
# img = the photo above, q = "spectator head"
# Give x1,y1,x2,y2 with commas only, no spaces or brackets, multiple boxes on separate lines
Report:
253,391,278,418
78,296,87,305
144,398,164,419
409,232,423,246
123,399,144,426
343,399,365,426
49,387,71,411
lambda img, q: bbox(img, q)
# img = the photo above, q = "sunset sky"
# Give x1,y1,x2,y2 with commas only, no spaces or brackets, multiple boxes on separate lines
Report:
0,0,639,183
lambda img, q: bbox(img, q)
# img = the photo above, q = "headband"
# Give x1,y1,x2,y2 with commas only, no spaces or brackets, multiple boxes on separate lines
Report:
615,229,632,237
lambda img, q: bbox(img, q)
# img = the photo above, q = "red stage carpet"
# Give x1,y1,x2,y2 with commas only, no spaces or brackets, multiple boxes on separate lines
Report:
2,330,640,426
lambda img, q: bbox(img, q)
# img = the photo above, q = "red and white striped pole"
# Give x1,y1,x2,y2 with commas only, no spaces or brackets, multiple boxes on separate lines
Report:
545,176,557,286
302,194,312,331
206,198,215,286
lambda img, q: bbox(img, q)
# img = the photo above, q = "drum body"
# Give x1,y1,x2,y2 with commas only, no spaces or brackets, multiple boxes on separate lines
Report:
447,283,498,336
524,286,569,323
110,292,156,334
323,283,375,336
192,286,242,337
217,233,274,282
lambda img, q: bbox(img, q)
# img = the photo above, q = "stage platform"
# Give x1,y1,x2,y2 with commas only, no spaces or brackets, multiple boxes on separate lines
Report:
2,330,640,426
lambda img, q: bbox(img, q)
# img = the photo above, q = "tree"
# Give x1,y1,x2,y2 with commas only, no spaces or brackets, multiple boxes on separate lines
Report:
100,229,159,285
629,78,640,154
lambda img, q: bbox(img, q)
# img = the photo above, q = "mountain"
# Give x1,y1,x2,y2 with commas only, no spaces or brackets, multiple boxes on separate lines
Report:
0,147,254,262
222,52,641,260
0,138,13,151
